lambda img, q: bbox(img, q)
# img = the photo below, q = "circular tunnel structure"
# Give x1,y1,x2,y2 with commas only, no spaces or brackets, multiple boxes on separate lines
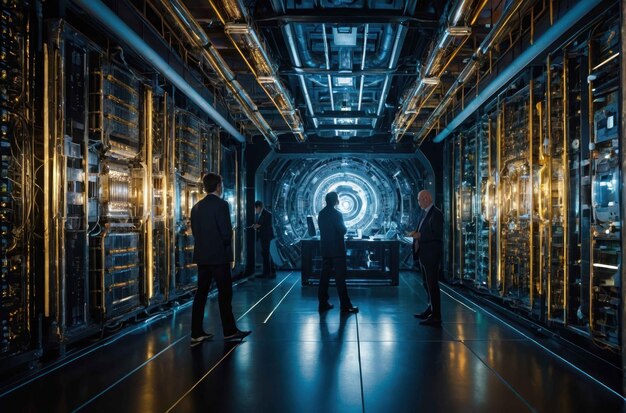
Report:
256,153,435,268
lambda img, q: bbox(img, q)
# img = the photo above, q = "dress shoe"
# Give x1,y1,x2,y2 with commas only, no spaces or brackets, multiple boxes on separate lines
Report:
419,316,441,326
413,308,432,320
190,331,214,347
341,306,359,314
224,330,251,341
318,303,334,312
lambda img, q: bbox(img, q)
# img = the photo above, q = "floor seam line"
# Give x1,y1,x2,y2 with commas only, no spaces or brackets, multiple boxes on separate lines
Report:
165,342,243,413
440,283,626,401
462,342,538,413
355,314,365,413
237,272,294,321
71,334,189,412
263,277,300,323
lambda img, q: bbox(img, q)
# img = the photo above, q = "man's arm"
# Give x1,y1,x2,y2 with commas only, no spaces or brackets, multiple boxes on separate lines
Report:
217,201,233,247
336,210,347,236
431,208,443,240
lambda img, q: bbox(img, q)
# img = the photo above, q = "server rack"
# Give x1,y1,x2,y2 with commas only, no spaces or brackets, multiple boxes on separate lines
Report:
444,11,622,359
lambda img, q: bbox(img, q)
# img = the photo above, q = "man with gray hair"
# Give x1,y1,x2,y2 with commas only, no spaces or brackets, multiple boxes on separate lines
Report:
408,189,443,326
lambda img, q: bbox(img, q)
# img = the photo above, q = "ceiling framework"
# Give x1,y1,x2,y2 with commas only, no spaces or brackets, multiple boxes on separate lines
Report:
173,0,578,148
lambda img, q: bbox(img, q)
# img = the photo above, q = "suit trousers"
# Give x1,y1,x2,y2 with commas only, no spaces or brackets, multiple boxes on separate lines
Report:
191,264,237,336
260,239,274,276
414,259,430,303
419,257,441,318
318,256,352,309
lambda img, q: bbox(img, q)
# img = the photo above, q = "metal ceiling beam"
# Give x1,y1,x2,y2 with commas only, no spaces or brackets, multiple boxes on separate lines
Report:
255,12,438,27
287,68,404,76
315,124,381,131
318,111,371,118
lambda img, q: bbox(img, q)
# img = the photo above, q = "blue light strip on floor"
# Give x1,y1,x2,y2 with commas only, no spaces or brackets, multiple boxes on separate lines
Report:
439,283,626,402
0,309,180,399
440,289,476,313
165,343,242,413
263,278,300,323
354,314,366,413
71,334,189,412
237,272,293,321
0,279,240,399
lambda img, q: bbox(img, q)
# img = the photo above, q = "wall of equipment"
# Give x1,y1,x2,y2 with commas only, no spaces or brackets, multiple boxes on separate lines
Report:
0,2,246,372
443,12,622,361
256,153,435,269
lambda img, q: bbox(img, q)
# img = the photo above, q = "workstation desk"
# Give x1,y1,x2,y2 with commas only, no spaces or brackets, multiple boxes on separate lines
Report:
300,238,399,285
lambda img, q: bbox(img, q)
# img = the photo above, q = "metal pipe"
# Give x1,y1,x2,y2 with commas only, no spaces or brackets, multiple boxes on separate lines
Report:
159,0,209,46
145,87,154,301
358,24,369,111
293,24,324,68
162,93,170,300
200,47,278,146
321,24,335,111
284,24,317,127
432,0,602,143
369,24,395,68
73,0,245,143
376,25,406,118
43,43,50,317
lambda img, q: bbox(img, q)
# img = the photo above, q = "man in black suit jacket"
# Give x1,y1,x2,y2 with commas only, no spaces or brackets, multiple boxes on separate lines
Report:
189,173,250,346
253,201,275,278
317,192,358,313
408,190,443,326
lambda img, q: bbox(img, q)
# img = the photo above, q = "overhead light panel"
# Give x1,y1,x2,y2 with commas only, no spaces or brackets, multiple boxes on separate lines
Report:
421,77,440,86
208,0,244,24
224,24,275,77
336,77,354,87
446,26,472,36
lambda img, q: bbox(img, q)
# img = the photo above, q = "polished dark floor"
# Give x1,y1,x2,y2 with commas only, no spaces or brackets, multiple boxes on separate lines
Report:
1,271,625,412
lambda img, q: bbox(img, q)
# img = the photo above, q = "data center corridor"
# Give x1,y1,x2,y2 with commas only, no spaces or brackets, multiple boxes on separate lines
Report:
1,271,623,413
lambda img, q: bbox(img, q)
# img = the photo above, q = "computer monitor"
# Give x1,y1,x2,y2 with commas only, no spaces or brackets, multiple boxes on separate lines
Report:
306,216,317,237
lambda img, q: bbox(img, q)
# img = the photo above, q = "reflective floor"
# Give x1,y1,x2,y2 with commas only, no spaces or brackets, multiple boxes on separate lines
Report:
1,271,625,412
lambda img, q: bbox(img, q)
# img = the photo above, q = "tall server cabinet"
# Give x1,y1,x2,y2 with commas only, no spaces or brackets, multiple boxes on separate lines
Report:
0,0,35,366
0,0,248,372
444,11,622,359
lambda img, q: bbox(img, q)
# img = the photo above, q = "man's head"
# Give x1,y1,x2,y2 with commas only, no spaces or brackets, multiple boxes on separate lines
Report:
254,200,263,214
325,191,339,207
203,173,222,195
417,190,433,210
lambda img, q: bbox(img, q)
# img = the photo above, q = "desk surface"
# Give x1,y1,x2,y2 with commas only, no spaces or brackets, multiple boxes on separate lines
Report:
301,238,400,244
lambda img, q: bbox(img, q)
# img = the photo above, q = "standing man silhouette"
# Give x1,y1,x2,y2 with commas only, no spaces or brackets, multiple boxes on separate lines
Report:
317,192,358,313
190,173,251,346
253,200,276,278
408,190,443,326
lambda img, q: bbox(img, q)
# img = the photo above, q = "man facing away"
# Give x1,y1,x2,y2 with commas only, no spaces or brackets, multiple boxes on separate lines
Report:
190,172,251,346
408,189,443,326
317,191,358,314
253,200,276,278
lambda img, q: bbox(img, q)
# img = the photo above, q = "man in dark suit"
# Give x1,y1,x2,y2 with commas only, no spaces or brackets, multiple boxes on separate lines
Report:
253,200,275,278
317,192,358,314
190,173,250,346
408,190,443,326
